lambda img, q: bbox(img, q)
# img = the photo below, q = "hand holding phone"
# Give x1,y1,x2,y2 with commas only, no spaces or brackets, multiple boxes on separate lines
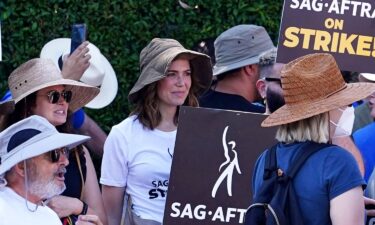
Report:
70,23,87,54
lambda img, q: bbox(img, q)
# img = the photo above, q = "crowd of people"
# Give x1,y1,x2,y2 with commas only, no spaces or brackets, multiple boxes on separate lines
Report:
0,22,375,225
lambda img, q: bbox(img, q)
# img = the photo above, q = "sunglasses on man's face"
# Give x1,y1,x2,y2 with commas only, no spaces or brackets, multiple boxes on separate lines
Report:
265,77,281,84
49,147,70,163
44,90,72,104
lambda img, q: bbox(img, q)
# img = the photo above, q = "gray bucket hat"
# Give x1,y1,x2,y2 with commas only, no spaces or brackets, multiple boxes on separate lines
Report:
213,24,275,76
128,38,213,104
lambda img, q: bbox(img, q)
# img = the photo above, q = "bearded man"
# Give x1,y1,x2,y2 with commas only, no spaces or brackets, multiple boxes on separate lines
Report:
0,115,89,225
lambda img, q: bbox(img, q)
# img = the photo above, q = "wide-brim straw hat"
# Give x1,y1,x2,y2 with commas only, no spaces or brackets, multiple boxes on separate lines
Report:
262,53,375,127
0,115,90,175
2,58,99,113
128,38,213,104
40,38,118,109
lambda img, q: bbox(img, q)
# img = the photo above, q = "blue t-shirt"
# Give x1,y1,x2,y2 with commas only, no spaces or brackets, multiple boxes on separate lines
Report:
1,90,85,129
252,141,365,225
353,122,375,182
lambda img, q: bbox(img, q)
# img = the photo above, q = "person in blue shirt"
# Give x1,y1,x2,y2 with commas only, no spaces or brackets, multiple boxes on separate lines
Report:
253,53,375,225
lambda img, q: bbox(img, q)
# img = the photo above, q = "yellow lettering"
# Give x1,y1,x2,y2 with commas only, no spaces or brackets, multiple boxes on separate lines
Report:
282,26,375,58
356,35,372,56
314,30,331,51
330,32,340,52
333,19,344,30
300,28,316,49
339,33,357,55
324,18,343,30
283,27,300,48
324,18,335,29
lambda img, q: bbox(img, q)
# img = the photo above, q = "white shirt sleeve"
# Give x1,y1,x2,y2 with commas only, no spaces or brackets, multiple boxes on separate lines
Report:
100,124,129,187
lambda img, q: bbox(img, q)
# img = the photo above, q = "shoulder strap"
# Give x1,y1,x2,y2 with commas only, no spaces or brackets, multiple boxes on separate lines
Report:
263,144,278,179
287,142,331,178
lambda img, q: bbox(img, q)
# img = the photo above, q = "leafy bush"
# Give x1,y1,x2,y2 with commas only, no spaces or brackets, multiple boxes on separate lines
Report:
0,0,282,133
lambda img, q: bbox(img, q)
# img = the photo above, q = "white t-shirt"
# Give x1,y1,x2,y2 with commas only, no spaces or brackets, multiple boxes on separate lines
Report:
0,187,62,225
100,115,176,223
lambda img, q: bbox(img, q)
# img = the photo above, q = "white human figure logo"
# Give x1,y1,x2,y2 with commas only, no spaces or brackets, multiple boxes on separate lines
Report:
211,126,242,198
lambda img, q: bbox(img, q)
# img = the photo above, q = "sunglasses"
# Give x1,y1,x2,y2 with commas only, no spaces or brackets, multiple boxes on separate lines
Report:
43,90,72,104
49,147,70,163
265,77,281,84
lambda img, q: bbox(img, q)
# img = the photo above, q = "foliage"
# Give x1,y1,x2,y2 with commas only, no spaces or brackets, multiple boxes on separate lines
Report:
0,0,283,133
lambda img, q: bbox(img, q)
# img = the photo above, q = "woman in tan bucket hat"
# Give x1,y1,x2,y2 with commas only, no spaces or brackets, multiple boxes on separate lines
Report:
0,58,107,225
251,53,375,225
101,38,212,225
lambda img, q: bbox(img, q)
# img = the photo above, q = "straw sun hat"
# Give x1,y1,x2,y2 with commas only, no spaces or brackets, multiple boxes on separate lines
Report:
1,58,99,113
262,53,375,127
128,38,213,104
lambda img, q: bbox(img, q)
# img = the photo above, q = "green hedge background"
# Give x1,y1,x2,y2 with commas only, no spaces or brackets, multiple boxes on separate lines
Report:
0,0,283,133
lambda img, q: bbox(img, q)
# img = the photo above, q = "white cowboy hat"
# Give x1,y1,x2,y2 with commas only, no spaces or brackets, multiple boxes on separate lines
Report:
40,38,118,109
0,115,90,175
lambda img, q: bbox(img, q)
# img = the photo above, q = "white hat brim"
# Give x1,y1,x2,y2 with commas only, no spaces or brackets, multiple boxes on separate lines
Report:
40,38,118,109
0,132,89,175
360,73,375,82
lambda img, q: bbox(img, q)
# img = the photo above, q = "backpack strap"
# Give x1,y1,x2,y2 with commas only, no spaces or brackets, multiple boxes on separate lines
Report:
263,144,278,179
287,142,331,178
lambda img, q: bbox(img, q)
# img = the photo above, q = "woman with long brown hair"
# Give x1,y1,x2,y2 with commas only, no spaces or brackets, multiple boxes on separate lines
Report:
101,38,212,225
0,58,106,225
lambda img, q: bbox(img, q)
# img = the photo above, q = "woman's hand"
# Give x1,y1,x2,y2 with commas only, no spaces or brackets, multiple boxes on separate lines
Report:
61,41,91,81
76,215,103,225
47,195,83,218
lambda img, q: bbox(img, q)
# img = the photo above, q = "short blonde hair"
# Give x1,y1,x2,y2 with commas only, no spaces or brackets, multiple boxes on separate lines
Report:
276,112,329,143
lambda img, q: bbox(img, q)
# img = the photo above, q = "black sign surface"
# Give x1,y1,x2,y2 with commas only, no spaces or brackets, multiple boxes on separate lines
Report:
164,107,277,225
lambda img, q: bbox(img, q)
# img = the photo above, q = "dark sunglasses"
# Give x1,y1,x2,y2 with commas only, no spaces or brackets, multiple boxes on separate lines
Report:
265,77,281,84
50,147,70,163
45,90,72,104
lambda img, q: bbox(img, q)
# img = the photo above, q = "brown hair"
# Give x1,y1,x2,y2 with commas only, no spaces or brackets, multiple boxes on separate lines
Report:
130,58,201,130
0,91,83,153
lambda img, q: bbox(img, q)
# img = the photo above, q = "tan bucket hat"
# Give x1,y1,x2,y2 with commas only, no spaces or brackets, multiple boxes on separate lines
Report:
128,38,213,104
262,53,375,127
3,58,99,113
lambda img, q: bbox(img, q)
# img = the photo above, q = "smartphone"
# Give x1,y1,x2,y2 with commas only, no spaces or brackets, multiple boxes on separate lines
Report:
70,23,87,54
